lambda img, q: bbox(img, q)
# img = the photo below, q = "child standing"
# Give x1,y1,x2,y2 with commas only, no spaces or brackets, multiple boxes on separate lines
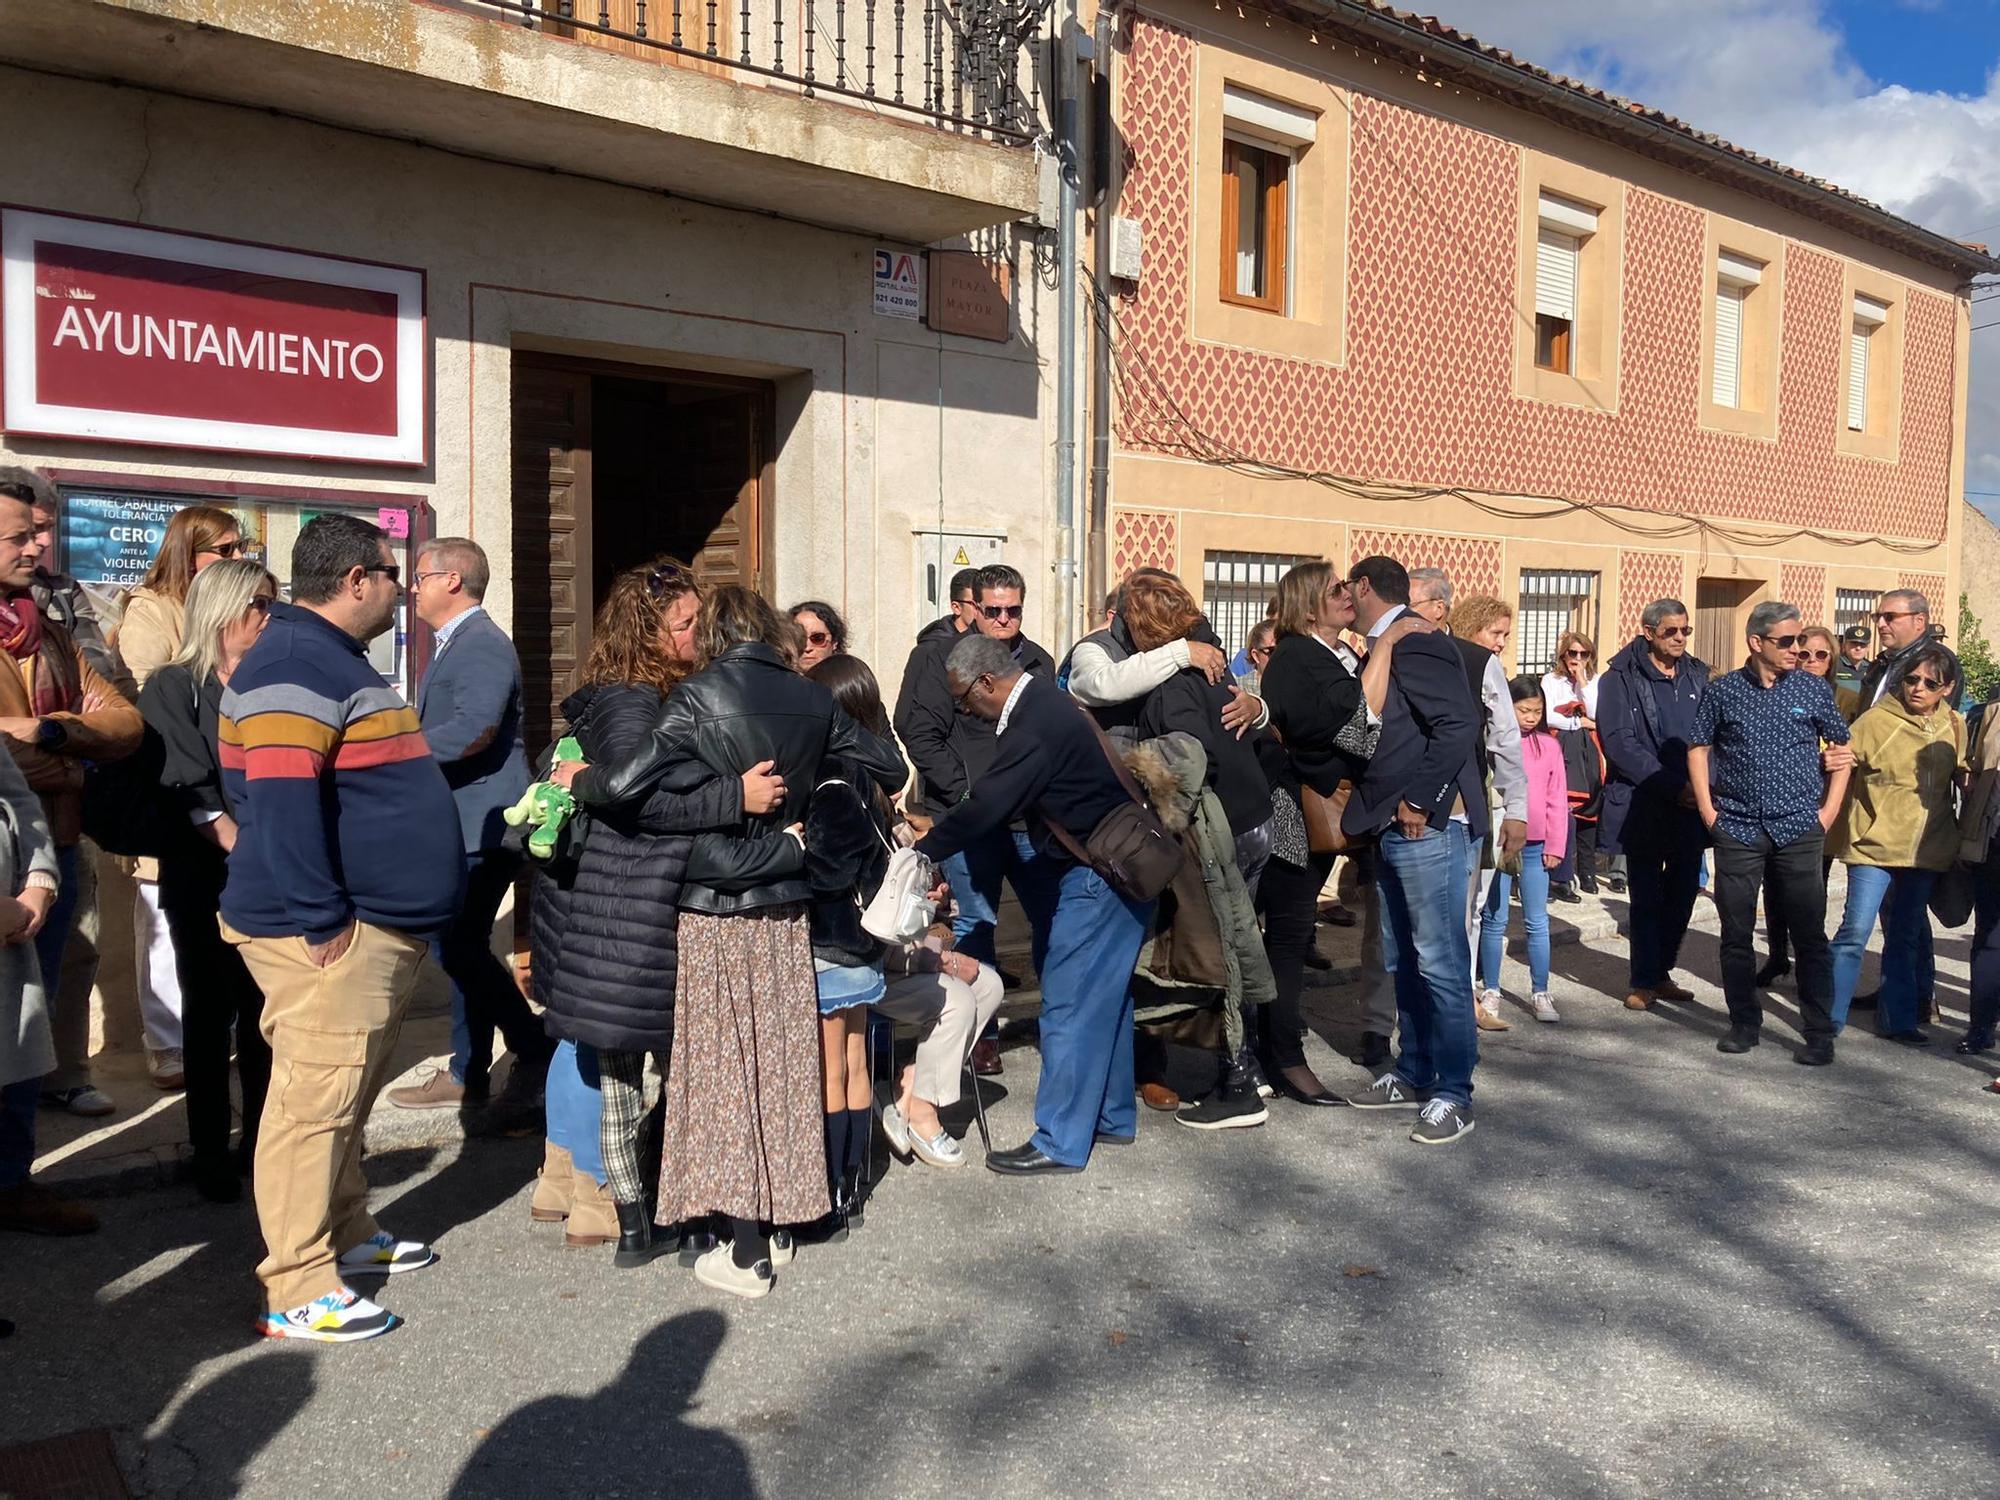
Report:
1478,676,1569,1023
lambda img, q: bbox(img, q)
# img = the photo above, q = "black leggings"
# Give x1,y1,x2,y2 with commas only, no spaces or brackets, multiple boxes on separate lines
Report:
162,876,269,1167
1256,850,1336,1069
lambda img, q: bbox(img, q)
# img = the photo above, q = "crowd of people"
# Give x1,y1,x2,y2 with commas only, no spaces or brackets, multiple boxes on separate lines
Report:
0,456,1993,1344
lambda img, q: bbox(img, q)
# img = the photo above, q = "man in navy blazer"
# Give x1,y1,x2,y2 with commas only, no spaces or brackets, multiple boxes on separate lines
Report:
1338,556,1484,1145
388,537,549,1121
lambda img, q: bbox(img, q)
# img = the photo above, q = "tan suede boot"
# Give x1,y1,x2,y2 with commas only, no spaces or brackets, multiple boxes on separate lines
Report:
530,1141,574,1223
563,1168,620,1248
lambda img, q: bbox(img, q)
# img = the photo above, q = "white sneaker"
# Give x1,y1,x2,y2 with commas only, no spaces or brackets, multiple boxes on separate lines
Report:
1479,988,1504,1012
148,1047,185,1090
767,1229,796,1268
259,1287,399,1343
40,1085,114,1117
694,1242,774,1299
1531,992,1560,1023
336,1231,437,1276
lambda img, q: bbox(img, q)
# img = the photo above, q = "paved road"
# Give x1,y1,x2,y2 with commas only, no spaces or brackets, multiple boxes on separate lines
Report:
4,901,1996,1499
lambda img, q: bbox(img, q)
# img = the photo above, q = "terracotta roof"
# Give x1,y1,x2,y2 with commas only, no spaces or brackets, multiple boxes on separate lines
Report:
1261,0,2000,280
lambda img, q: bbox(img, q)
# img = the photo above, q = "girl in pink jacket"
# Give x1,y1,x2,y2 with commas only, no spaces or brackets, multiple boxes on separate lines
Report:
1477,677,1570,1023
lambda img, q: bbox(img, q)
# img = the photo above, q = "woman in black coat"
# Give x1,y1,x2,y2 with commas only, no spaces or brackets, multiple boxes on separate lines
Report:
136,559,276,1204
531,562,783,1268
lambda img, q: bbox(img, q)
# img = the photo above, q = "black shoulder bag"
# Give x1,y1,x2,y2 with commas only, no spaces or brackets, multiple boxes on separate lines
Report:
1044,711,1184,903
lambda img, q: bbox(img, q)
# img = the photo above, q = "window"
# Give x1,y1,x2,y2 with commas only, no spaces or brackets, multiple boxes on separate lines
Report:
1848,295,1888,433
1202,550,1315,659
1515,569,1601,675
1222,137,1290,313
1712,253,1763,410
1533,194,1596,375
1835,588,1875,636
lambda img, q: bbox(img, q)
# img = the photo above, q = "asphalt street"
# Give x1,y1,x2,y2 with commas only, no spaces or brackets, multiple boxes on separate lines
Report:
3,898,1996,1499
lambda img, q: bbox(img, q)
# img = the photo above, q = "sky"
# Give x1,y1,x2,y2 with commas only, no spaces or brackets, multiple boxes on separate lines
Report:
1439,0,2000,527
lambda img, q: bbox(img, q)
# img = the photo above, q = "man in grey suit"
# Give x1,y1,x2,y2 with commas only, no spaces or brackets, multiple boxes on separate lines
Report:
388,537,549,1123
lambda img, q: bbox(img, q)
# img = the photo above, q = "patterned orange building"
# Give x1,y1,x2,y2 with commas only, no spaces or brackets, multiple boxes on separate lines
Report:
1091,0,1993,673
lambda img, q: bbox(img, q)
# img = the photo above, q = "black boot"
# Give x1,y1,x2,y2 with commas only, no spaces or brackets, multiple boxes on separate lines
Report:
613,1201,678,1269
842,1164,868,1232
676,1214,720,1268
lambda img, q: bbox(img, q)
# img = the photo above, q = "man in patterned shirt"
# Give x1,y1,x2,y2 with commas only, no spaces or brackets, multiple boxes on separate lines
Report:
1688,600,1852,1066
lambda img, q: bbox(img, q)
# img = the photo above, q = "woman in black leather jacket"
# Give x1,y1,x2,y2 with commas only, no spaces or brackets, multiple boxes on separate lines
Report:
531,561,782,1269
560,586,903,1298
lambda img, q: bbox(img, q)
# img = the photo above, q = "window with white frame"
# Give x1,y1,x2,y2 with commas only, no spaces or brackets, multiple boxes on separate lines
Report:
1534,193,1597,375
1848,294,1888,432
1202,550,1315,660
1515,569,1601,675
1712,251,1764,410
1218,87,1315,317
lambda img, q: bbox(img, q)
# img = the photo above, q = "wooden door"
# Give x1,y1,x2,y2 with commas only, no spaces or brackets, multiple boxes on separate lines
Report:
1694,578,1755,674
512,361,592,761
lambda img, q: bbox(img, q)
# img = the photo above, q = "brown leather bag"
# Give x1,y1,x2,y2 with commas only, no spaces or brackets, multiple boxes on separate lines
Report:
1300,782,1355,855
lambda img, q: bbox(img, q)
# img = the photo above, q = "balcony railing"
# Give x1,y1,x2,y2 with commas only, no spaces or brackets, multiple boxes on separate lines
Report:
457,0,1051,142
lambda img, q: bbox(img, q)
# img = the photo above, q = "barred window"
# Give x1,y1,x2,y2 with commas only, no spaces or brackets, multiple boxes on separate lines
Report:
1834,588,1875,636
1201,551,1316,659
1515,569,1601,675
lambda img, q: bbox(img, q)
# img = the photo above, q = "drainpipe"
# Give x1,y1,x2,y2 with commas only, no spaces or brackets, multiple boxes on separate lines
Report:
1051,3,1082,651
1085,5,1117,627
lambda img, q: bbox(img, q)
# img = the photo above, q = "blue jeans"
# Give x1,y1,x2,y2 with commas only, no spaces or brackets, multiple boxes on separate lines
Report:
1027,865,1152,1166
544,1039,605,1184
941,827,1061,974
1377,821,1477,1108
1,843,81,1189
1830,864,1936,1034
1478,842,1550,994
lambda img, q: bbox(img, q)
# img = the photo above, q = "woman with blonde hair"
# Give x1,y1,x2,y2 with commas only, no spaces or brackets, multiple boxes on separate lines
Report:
561,584,904,1297
1541,629,1612,897
137,558,276,1201
117,503,248,1092
530,561,785,1267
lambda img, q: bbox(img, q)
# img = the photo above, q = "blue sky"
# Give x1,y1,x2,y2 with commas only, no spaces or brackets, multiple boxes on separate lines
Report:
1457,2,2000,529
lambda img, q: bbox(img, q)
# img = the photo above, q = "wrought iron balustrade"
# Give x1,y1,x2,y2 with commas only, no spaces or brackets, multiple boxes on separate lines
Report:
453,0,1051,142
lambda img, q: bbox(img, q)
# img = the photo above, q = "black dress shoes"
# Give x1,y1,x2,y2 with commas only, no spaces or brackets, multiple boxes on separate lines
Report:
1716,1025,1761,1054
1794,1038,1834,1067
1755,957,1792,987
1274,1064,1342,1106
986,1143,1084,1176
1093,1131,1136,1146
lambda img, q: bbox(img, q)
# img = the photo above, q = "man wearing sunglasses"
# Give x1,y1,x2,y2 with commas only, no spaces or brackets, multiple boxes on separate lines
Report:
1597,598,1711,1011
1687,601,1852,1065
894,563,1059,1039
1858,589,1933,709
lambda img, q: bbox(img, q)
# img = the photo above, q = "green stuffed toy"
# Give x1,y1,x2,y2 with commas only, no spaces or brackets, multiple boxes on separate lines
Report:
503,736,585,860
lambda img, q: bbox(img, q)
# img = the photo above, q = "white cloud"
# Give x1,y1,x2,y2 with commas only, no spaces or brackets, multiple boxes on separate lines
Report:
1446,2,2000,528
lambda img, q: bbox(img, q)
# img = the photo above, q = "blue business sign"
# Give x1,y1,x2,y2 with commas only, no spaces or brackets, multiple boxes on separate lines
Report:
60,490,195,588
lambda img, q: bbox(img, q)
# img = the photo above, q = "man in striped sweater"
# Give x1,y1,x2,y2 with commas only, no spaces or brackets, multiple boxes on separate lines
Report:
220,513,464,1344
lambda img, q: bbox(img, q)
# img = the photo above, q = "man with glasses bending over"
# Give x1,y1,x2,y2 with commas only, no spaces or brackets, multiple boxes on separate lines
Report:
1687,601,1852,1065
1858,589,1934,709
1596,599,1710,1011
895,564,1060,1024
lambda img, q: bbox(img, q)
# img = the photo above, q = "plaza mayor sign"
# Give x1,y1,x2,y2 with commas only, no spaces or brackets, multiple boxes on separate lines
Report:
2,209,425,465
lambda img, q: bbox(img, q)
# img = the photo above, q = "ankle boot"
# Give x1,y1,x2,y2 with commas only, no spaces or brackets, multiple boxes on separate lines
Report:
531,1141,574,1223
841,1165,868,1232
563,1170,619,1248
677,1216,721,1268
613,1201,678,1268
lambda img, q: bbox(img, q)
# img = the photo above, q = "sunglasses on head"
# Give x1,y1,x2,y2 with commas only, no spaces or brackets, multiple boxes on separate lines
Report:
1903,671,1947,691
980,603,1024,621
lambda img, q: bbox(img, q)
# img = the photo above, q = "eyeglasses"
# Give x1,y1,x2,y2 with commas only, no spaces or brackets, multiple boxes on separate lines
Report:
1563,649,1590,660
247,597,273,616
199,540,245,560
952,596,975,608
412,570,452,588
1874,611,1916,624
952,673,990,712
1652,624,1692,638
364,563,400,584
1799,648,1831,662
980,604,1024,621
1903,672,1947,691
1759,633,1803,649
803,630,833,648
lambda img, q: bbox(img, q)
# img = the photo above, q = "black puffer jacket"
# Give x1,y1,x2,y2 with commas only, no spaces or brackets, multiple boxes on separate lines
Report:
573,642,906,915
531,682,743,1053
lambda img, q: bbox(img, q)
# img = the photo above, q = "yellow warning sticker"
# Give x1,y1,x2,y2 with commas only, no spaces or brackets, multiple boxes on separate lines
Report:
952,547,970,565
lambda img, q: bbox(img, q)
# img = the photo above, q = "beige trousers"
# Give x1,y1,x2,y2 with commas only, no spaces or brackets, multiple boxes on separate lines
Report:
223,918,427,1313
878,964,1006,1108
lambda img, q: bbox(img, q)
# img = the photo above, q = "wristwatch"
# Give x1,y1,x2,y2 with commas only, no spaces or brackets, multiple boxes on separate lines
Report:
33,719,66,752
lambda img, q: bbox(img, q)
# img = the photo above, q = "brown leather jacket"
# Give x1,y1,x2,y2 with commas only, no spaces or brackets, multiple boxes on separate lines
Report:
0,614,144,845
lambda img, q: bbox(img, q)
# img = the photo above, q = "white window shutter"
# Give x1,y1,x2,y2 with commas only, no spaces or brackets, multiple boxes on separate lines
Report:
1712,282,1742,408
1847,323,1870,432
1535,229,1578,321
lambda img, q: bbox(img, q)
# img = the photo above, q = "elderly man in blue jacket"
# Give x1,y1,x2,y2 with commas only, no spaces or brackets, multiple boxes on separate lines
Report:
388,537,548,1124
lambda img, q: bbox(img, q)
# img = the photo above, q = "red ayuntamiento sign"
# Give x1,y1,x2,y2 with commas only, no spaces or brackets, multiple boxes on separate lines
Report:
2,209,425,465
